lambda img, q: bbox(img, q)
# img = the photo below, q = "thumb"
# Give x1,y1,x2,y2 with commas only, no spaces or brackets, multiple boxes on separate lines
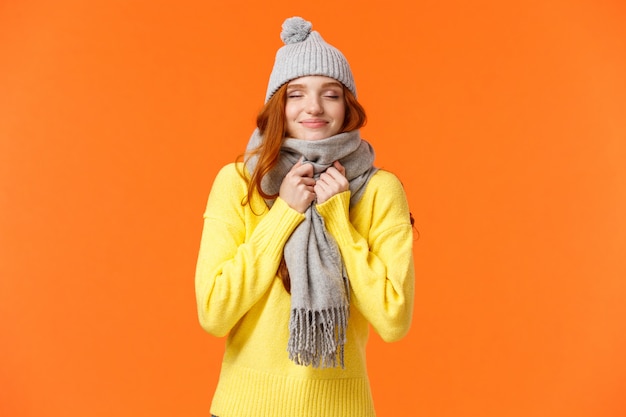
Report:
333,160,346,176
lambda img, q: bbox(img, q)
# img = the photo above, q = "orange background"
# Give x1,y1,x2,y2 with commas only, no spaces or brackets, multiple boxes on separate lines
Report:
1,1,625,416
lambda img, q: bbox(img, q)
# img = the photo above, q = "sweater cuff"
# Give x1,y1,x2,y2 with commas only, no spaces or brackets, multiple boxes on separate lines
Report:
249,197,305,263
315,191,355,248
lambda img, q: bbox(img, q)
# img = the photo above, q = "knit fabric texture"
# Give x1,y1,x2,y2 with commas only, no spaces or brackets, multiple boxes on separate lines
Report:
245,129,377,368
265,16,356,102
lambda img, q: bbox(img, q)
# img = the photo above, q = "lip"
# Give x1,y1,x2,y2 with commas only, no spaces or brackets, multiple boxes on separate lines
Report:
300,119,328,128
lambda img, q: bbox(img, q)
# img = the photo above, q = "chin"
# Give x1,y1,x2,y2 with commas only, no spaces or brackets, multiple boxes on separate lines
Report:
304,130,340,141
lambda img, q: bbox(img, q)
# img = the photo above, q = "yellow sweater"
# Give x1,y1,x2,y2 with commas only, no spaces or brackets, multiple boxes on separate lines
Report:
195,162,414,417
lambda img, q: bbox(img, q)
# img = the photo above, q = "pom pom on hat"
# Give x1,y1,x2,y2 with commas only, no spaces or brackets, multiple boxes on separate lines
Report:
265,16,356,103
280,17,312,44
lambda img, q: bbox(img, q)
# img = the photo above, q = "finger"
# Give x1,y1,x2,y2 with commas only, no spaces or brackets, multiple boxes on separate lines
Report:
300,177,316,186
320,167,346,183
323,167,341,180
333,160,346,176
313,183,326,195
294,160,315,178
290,157,303,171
300,163,314,177
317,172,328,183
319,170,349,194
289,163,312,179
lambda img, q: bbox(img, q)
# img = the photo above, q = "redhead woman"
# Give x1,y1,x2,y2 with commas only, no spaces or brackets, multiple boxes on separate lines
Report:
195,16,415,417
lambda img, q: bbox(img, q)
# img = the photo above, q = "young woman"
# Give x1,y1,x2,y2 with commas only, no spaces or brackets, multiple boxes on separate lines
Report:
195,16,415,417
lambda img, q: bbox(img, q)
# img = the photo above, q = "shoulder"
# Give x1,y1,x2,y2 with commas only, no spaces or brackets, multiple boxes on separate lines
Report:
352,168,412,237
360,168,411,219
214,162,248,183
368,169,408,198
206,162,249,204
210,162,251,192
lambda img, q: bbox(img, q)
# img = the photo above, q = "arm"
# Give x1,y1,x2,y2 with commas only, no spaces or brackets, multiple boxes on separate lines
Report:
316,172,415,342
194,164,304,337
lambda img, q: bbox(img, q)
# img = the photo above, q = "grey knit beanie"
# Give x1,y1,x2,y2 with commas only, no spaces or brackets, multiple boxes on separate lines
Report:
265,17,356,103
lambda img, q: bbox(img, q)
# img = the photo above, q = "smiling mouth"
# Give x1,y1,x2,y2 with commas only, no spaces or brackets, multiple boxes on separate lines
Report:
300,120,328,128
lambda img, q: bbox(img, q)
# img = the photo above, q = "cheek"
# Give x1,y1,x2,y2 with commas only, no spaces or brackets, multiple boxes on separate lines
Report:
284,103,298,120
334,105,346,124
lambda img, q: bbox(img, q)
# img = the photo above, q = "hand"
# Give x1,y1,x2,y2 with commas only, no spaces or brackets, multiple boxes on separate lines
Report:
279,158,316,213
314,161,349,205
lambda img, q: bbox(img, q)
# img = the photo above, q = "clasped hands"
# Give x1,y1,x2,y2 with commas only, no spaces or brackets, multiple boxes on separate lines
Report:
279,159,348,213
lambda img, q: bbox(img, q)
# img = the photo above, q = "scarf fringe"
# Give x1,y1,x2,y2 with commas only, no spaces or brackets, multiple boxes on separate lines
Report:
287,306,349,369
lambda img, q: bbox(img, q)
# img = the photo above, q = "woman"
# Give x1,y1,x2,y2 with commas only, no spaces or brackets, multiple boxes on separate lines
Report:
195,16,415,417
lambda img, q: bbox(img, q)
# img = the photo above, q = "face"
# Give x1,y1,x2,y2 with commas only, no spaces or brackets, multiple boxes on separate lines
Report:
284,76,346,141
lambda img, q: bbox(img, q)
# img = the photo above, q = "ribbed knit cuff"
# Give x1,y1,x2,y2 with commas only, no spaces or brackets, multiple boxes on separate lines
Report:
315,191,356,248
248,197,305,263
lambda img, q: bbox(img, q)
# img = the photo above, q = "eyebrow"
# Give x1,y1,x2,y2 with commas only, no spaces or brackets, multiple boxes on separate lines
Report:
287,82,343,89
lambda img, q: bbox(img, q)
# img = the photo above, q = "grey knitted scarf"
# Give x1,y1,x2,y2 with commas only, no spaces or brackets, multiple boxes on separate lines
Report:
245,128,377,368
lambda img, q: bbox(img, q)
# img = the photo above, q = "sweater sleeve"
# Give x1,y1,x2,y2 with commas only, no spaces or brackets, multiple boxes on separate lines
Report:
315,171,415,342
195,163,304,337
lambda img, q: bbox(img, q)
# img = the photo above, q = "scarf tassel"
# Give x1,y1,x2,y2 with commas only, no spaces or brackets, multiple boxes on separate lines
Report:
287,306,349,368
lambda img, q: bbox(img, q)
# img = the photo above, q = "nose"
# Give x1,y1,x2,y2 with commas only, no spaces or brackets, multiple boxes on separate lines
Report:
305,96,323,115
